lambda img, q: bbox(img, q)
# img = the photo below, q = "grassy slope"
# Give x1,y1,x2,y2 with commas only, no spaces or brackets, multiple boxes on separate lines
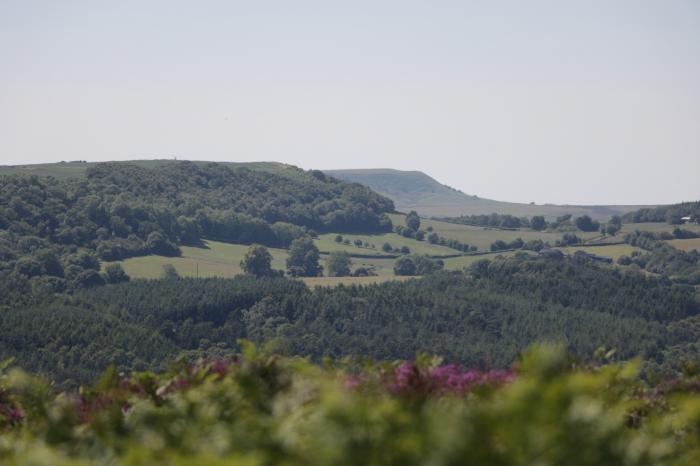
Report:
315,232,458,257
1,162,651,220
326,168,650,220
103,221,693,282
668,238,700,252
103,239,406,283
390,213,604,251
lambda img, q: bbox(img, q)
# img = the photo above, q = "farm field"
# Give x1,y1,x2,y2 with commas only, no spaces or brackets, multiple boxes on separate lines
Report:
102,240,289,279
100,220,687,283
619,222,700,236
389,213,602,251
315,232,457,257
442,251,528,270
103,239,411,282
667,238,700,252
390,213,700,252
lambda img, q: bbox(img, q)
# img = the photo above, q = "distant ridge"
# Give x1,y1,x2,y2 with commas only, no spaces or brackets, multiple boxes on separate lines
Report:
0,161,651,220
324,168,650,220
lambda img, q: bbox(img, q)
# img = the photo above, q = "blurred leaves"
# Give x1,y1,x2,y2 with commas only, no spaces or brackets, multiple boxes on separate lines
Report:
1,344,700,465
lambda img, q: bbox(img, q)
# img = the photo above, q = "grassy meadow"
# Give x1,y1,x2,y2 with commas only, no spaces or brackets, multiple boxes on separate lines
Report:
102,217,698,284
315,232,457,256
389,213,604,250
102,240,289,279
667,238,700,252
103,239,405,284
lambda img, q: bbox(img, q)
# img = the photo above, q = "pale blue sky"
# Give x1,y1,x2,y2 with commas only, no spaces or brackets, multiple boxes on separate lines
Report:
1,0,698,204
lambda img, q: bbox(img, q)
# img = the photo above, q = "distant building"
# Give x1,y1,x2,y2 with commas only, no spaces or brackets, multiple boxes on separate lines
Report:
681,216,695,224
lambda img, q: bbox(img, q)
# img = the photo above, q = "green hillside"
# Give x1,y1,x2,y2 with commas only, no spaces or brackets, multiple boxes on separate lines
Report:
0,159,309,181
325,168,650,220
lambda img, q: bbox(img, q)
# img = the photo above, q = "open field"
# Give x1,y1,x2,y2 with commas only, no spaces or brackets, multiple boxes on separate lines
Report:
102,239,412,283
441,251,528,270
619,223,700,236
389,213,603,251
667,238,700,252
390,213,700,252
315,232,457,257
102,240,289,279
101,221,691,283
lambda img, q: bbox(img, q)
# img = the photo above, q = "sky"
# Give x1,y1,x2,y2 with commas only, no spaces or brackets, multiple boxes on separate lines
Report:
1,0,698,205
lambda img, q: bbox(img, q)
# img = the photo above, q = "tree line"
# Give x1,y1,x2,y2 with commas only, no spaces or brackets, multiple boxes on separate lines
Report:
0,162,395,292
2,254,699,387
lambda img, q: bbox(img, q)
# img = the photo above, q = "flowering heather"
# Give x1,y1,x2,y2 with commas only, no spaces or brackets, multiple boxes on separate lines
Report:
2,345,700,465
387,362,514,397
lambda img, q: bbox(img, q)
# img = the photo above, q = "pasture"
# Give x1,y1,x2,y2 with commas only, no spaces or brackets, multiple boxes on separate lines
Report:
102,240,289,279
667,238,700,252
103,239,408,283
619,222,700,236
315,232,456,257
389,213,602,251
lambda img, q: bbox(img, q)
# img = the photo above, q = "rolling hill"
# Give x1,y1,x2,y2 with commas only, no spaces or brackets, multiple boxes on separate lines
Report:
325,168,651,220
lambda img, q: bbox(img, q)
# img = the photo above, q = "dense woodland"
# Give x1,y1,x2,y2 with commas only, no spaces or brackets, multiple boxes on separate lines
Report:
2,253,699,388
624,201,700,224
0,162,393,291
622,230,700,284
1,162,700,394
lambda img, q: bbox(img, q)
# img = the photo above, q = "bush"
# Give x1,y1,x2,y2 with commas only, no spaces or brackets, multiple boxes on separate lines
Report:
326,251,352,277
2,345,700,465
102,264,130,284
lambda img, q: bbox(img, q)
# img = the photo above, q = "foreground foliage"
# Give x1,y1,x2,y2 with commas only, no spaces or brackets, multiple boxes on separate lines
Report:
1,345,700,465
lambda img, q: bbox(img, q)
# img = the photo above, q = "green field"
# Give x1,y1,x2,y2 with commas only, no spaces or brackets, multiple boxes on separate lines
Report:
442,251,528,270
619,222,700,236
390,213,700,253
389,213,603,251
667,238,700,252
101,218,692,283
315,232,457,257
103,239,411,283
102,240,289,279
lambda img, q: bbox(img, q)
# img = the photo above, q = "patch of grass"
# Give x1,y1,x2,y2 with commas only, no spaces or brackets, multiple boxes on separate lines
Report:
441,251,528,270
619,223,700,236
102,240,289,279
103,239,413,284
667,238,700,252
390,214,600,252
315,232,456,257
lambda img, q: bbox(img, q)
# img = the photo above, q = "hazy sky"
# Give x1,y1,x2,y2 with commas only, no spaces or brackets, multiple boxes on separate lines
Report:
1,1,698,205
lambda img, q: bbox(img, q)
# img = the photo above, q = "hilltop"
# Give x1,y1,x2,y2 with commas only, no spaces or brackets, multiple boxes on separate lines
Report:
325,168,649,220
0,159,305,181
